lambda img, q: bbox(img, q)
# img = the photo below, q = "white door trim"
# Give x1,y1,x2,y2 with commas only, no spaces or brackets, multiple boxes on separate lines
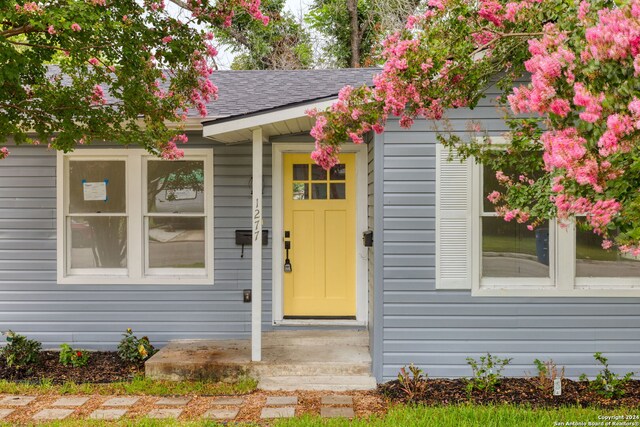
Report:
271,143,369,325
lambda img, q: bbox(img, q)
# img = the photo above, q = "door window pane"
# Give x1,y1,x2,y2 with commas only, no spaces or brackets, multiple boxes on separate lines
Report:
148,160,204,213
293,183,308,200
70,217,127,268
482,217,549,277
293,164,308,180
312,183,327,199
330,164,346,180
69,161,126,213
311,164,327,180
576,228,640,277
148,217,205,268
330,183,346,199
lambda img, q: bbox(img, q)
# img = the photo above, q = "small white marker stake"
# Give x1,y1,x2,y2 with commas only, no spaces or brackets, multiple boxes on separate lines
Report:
553,378,562,396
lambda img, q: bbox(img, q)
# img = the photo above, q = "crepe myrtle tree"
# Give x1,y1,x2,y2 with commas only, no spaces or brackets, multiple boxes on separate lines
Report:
0,0,269,161
309,0,640,252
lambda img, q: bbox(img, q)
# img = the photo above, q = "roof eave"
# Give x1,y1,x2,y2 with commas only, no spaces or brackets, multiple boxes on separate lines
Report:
202,97,337,139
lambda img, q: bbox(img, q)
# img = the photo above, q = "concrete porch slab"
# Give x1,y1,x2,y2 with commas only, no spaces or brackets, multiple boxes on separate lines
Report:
145,330,376,390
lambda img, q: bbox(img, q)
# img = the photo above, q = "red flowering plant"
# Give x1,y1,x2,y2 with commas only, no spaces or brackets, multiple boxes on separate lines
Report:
0,0,269,160
312,0,640,251
59,343,90,368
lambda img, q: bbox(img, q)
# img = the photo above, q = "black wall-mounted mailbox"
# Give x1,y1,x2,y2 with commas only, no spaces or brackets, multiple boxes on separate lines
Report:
363,230,373,247
235,230,269,246
236,230,269,258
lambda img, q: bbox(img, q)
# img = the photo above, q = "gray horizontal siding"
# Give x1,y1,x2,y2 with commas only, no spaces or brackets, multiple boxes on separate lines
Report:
0,136,274,349
378,104,640,381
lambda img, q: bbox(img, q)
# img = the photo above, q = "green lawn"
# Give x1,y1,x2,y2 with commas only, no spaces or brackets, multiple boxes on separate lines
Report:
277,405,639,427
0,375,257,396
4,405,637,427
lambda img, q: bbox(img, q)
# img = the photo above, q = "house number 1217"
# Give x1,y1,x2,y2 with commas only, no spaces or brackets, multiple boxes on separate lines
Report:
254,197,261,242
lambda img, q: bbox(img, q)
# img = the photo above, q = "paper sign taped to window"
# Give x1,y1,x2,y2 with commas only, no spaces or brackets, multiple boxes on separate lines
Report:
83,182,107,201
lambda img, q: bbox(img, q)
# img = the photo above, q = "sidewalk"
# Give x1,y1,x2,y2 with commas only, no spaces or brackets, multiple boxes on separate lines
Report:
0,390,385,424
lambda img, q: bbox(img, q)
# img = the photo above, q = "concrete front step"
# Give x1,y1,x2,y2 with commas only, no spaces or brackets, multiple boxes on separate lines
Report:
262,330,369,347
250,362,371,377
258,375,377,391
145,330,375,389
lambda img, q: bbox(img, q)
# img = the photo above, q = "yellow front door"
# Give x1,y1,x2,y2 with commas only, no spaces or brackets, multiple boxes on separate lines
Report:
283,153,356,317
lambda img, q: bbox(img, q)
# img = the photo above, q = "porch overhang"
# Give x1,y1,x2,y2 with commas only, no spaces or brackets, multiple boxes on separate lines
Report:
201,97,336,144
202,97,341,362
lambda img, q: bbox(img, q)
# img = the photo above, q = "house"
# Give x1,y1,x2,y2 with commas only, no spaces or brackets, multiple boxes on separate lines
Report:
1,68,639,385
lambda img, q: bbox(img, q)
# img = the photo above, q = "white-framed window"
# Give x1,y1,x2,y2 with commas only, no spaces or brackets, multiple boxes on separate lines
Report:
436,140,640,296
56,149,214,285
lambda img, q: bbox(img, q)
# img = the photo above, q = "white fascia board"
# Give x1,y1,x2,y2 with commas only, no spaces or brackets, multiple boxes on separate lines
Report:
202,99,337,138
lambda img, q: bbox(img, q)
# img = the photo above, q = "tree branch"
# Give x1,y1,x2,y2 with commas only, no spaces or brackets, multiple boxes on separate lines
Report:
0,24,37,38
471,31,544,56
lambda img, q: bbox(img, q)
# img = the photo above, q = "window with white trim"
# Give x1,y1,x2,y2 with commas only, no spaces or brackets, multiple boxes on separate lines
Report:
436,141,640,296
57,149,213,285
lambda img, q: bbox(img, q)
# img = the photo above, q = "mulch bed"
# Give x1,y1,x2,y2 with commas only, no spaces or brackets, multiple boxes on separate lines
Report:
0,351,142,384
379,378,640,408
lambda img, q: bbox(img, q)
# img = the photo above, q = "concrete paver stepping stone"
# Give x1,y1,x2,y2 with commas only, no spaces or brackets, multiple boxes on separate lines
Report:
321,407,355,418
265,396,298,406
0,409,14,420
204,408,240,420
321,395,353,406
51,397,90,407
0,395,36,406
33,408,74,420
261,407,295,419
155,397,191,406
102,397,140,407
148,408,183,419
89,409,128,420
211,397,244,405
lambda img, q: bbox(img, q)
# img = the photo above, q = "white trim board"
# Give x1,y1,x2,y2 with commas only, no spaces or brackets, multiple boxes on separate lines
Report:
56,148,214,285
271,143,369,324
203,99,336,138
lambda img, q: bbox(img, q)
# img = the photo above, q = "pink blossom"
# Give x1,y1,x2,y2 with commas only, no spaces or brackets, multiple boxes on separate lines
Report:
88,57,99,66
160,141,184,160
162,36,173,44
427,0,445,10
495,170,510,184
0,147,9,159
487,191,501,204
578,1,590,20
573,82,604,122
549,98,570,116
91,84,107,105
372,124,385,134
478,0,504,27
47,26,56,35
601,239,613,249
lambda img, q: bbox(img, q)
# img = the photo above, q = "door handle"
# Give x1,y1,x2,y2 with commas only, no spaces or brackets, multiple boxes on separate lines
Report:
284,235,292,273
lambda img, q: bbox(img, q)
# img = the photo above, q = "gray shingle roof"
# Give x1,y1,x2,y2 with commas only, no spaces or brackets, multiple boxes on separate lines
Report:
46,65,379,120
204,68,379,120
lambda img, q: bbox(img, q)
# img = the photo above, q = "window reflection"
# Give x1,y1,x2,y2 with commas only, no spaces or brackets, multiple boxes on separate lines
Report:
576,228,640,277
148,217,205,269
482,218,549,278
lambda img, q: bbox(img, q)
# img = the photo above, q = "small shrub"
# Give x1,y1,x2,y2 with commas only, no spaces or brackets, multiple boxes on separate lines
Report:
532,358,565,395
0,330,41,369
465,353,512,394
117,328,157,364
59,344,90,368
579,352,633,399
397,364,427,402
